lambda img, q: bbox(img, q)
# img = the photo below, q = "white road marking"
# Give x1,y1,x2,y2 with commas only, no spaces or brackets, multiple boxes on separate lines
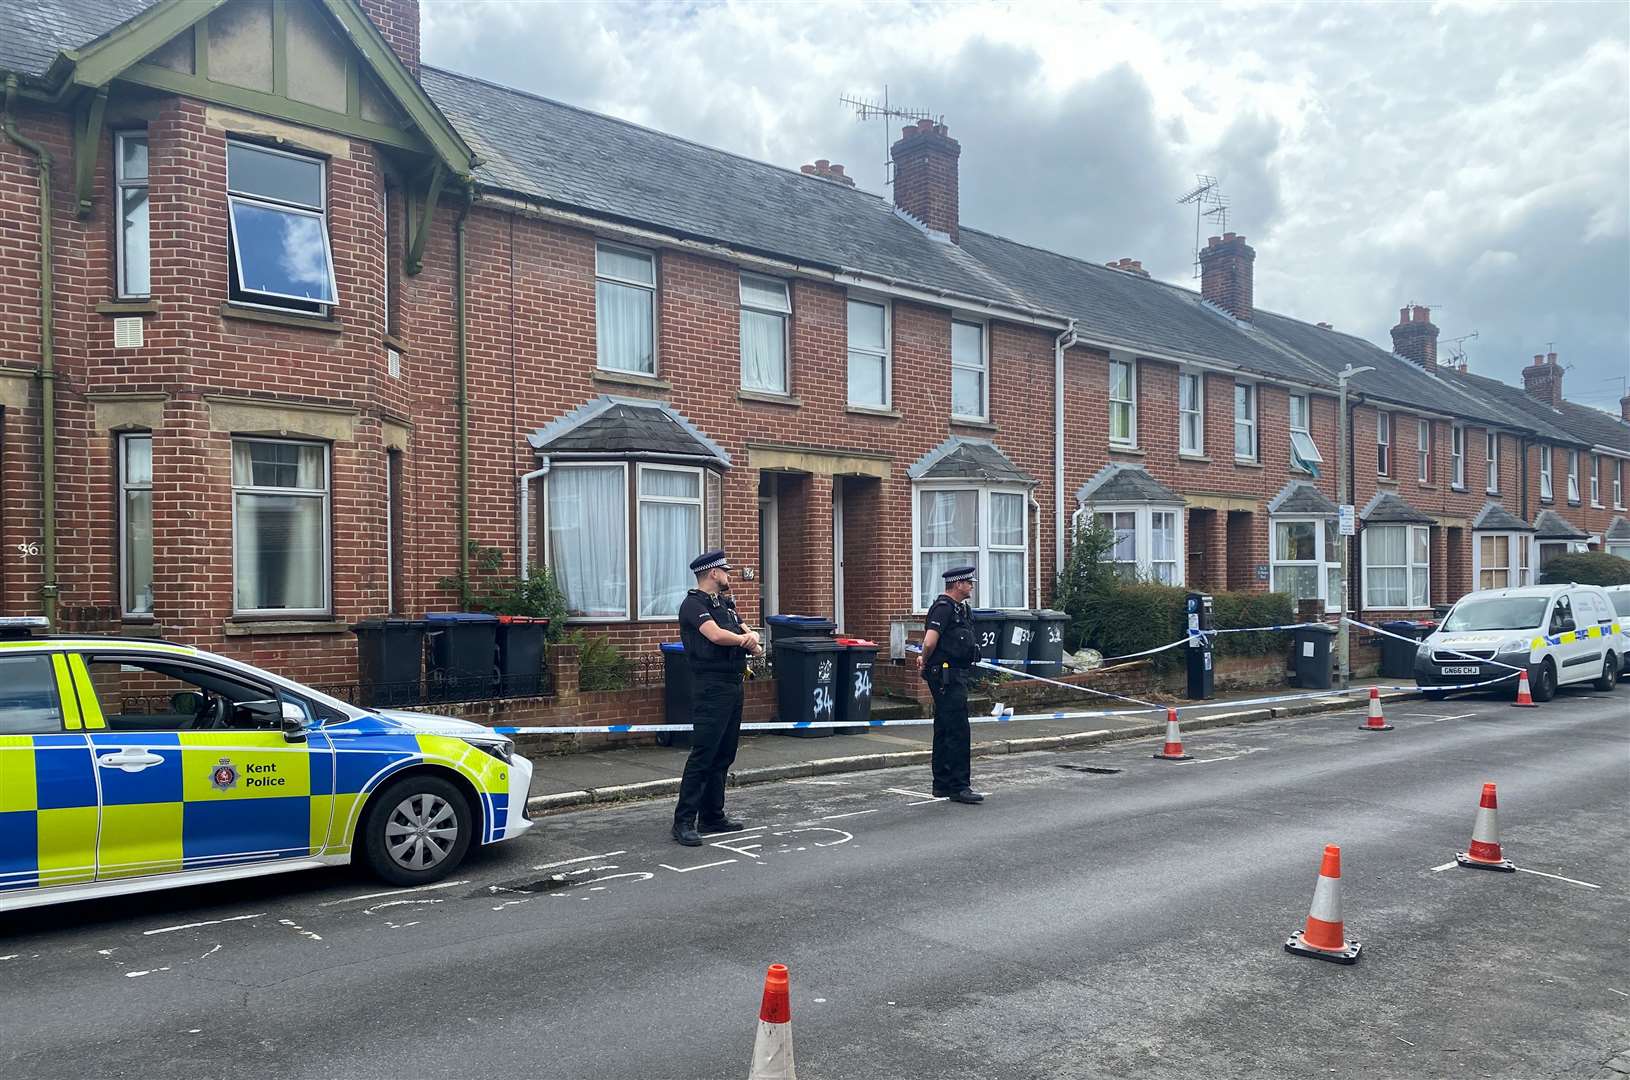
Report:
1515,867,1602,889
887,788,942,801
363,897,446,916
321,880,468,906
711,835,767,859
143,912,266,936
492,899,531,911
278,918,323,942
787,780,849,786
772,827,854,848
1429,861,1458,872
1608,988,1629,998
529,852,625,872
125,967,169,978
1435,712,1475,722
813,997,827,1003
197,944,222,961
821,809,880,821
660,859,737,874
0,955,18,961
698,827,762,839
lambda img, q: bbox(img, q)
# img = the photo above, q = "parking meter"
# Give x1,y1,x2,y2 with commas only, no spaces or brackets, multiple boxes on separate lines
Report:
1186,592,1214,700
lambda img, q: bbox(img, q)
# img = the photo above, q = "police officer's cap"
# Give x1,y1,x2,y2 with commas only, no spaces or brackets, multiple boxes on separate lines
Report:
942,564,977,584
690,549,734,575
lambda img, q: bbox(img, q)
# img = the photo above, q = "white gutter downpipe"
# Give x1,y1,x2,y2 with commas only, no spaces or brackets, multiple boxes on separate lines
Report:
517,462,551,572
1053,320,1079,580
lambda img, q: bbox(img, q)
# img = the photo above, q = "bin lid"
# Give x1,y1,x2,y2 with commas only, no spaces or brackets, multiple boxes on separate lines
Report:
425,612,500,624
834,637,877,647
660,642,685,653
970,608,1004,618
496,615,549,624
1001,610,1038,621
775,637,845,651
1379,619,1418,630
767,614,836,627
350,618,427,632
1032,609,1068,619
1296,622,1338,634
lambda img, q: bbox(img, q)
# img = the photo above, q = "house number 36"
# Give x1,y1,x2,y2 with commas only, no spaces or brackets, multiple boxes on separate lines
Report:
14,541,41,557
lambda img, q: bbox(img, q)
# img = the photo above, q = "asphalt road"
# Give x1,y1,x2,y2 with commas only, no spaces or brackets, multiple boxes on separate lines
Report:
3,688,1627,1080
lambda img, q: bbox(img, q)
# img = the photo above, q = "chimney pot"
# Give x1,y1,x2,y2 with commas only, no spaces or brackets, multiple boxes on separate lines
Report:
1317,321,1333,330
800,164,816,175
830,163,845,176
1546,351,1557,365
815,159,830,171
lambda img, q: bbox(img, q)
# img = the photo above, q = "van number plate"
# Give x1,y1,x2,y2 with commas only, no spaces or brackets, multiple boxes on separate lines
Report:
1440,666,1480,675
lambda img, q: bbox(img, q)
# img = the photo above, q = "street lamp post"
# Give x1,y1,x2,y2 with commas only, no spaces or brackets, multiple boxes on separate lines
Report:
1336,364,1375,690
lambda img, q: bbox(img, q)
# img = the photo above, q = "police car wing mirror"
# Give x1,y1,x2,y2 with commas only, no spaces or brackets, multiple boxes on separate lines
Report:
280,703,308,743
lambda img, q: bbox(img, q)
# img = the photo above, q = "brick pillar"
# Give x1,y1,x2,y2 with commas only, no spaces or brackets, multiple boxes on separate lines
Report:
1430,526,1450,606
546,642,580,700
1226,510,1262,591
1188,508,1226,590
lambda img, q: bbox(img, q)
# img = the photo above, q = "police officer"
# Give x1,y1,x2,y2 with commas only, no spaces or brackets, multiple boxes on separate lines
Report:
916,565,984,803
672,549,764,846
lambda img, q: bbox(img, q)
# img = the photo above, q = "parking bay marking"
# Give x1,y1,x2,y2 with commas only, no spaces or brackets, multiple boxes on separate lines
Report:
1431,861,1602,889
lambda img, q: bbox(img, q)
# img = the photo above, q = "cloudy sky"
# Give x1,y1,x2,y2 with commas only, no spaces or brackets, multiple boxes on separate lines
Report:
421,0,1630,412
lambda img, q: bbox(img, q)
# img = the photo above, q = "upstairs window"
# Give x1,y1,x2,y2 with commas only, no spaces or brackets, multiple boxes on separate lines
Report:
226,141,337,311
1540,448,1553,501
1567,450,1580,502
1289,394,1322,474
1451,426,1465,488
1485,431,1499,494
1616,461,1624,509
1108,359,1137,446
115,132,150,299
846,298,890,408
1234,383,1257,461
950,321,987,421
595,243,657,374
1178,371,1203,456
739,273,791,395
1590,456,1601,505
1376,411,1391,476
1417,419,1432,482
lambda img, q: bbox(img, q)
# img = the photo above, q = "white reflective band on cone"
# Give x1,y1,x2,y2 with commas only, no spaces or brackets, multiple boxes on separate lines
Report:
1471,805,1500,846
1308,872,1342,923
748,1020,796,1080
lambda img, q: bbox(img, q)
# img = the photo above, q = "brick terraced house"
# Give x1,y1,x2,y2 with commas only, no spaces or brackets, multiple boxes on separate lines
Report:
1,0,1626,696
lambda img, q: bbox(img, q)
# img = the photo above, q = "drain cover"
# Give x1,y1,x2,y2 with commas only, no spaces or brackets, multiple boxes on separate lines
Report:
1054,764,1123,775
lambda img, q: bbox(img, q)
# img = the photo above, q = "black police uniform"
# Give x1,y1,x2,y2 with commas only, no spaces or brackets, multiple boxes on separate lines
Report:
923,582,978,796
674,585,748,831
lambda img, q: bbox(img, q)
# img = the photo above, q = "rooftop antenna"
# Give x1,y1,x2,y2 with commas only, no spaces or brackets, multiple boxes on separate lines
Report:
1443,330,1478,370
1177,174,1229,278
840,87,937,187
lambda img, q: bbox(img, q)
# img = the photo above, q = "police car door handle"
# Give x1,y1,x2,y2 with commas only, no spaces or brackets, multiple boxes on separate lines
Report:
96,749,166,773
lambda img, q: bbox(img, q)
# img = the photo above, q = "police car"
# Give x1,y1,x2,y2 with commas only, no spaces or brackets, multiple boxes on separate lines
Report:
0,620,533,913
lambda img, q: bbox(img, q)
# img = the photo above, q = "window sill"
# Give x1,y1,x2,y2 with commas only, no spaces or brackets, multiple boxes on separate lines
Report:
846,404,901,419
97,300,160,317
737,389,802,408
1540,498,1554,505
118,621,166,639
1416,482,1437,491
1233,458,1263,469
950,416,997,432
384,332,409,354
219,303,342,334
593,368,671,392
1568,500,1582,508
1451,484,1467,493
1178,452,1211,463
1376,477,1399,487
1591,502,1606,510
223,619,348,636
1108,443,1144,457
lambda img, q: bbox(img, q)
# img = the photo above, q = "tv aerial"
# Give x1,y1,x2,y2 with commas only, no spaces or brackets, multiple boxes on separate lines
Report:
1177,174,1229,278
840,87,940,187
1443,330,1478,370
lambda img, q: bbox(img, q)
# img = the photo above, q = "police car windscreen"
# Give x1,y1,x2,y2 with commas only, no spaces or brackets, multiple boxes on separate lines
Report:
1441,597,1548,632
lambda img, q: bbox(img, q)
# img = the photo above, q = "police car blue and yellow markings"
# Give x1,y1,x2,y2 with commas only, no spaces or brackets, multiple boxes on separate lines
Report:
1529,621,1623,651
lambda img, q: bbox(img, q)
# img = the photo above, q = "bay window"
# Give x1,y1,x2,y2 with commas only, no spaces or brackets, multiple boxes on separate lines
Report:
115,132,149,299
1362,524,1430,609
1234,383,1257,460
1451,426,1465,488
1289,394,1322,474
950,320,987,421
595,243,657,374
119,433,153,617
636,465,704,618
847,298,890,408
232,438,329,615
1108,359,1137,446
740,273,791,394
1540,448,1552,500
1376,411,1391,475
1271,516,1340,612
1474,532,1531,591
226,141,337,311
1178,371,1203,456
1485,431,1498,493
1079,504,1185,586
915,484,1029,609
1417,419,1432,482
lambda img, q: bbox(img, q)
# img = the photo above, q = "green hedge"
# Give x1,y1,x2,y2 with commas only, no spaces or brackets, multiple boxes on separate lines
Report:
1063,582,1295,669
1538,551,1630,586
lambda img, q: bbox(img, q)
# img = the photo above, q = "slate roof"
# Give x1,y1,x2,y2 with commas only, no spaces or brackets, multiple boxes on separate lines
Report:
1607,515,1630,542
1360,491,1436,524
527,396,730,464
907,436,1034,485
1533,509,1589,540
1267,480,1340,516
0,0,159,79
1074,463,1184,506
1472,502,1534,532
1439,369,1586,445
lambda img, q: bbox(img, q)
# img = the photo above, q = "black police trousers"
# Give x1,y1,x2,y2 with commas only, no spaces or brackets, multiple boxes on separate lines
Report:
926,666,971,794
674,670,744,827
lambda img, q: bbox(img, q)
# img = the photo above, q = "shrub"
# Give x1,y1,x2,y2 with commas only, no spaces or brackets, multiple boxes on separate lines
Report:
1053,518,1121,652
438,542,570,639
1211,591,1295,657
569,632,635,691
1538,551,1630,587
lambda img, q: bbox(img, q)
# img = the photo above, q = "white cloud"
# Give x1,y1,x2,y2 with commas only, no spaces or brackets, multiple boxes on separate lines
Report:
421,0,1630,402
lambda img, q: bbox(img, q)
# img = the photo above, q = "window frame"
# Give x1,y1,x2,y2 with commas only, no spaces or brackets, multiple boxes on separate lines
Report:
1376,411,1391,476
634,462,705,622
1288,393,1323,473
0,654,67,735
1417,418,1432,483
1077,502,1186,587
912,481,1030,612
594,241,659,376
543,460,631,622
1540,447,1553,501
1590,455,1601,506
1473,530,1532,591
1567,449,1580,503
225,139,338,311
1108,358,1138,447
114,130,150,300
1615,460,1624,509
1485,430,1499,494
1361,523,1431,611
1269,515,1341,614
118,431,154,619
1451,426,1466,489
738,271,792,396
845,295,891,409
949,319,989,423
230,436,332,618
1233,382,1257,462
1178,370,1204,457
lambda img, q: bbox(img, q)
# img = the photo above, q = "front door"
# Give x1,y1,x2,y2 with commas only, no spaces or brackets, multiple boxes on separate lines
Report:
758,495,779,619
78,652,330,880
833,477,846,633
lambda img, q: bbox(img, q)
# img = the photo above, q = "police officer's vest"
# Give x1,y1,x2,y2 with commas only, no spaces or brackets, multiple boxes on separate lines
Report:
680,589,747,674
930,597,980,668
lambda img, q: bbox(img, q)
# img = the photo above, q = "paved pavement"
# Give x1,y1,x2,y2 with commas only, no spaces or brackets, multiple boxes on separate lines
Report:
2,685,1625,1080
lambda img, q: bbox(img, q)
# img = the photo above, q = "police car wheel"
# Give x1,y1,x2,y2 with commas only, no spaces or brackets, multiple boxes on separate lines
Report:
361,775,473,886
1531,659,1558,703
1594,654,1618,692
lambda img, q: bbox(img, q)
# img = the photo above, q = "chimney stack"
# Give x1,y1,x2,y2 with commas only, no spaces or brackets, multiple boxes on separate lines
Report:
1620,392,1630,422
1316,322,1333,330
1105,258,1150,278
800,159,856,187
1198,233,1255,321
1390,304,1439,368
890,118,960,241
358,0,421,77
1521,350,1564,408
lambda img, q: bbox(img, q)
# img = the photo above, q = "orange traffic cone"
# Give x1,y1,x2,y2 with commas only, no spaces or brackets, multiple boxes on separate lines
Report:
1512,670,1537,707
1358,687,1393,732
748,963,796,1080
1455,783,1516,872
1284,844,1362,964
1152,708,1192,761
